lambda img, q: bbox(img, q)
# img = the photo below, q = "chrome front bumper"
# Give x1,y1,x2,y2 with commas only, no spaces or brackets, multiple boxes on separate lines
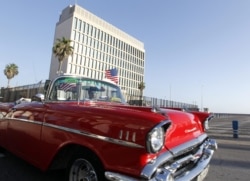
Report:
105,134,217,181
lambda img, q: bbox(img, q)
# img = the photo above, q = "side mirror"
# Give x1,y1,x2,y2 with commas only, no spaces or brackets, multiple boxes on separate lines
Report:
31,93,45,102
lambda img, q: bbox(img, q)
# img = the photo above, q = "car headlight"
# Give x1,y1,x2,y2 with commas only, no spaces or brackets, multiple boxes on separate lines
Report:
204,115,214,130
204,120,209,130
147,126,165,153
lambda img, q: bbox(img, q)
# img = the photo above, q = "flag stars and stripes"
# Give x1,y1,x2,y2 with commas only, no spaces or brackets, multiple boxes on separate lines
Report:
105,68,118,84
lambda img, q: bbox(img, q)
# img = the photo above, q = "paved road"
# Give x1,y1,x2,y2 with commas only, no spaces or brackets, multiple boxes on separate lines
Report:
0,151,64,181
204,116,250,181
0,116,249,180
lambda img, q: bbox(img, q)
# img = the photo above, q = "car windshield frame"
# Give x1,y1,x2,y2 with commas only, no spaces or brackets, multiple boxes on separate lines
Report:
46,76,125,103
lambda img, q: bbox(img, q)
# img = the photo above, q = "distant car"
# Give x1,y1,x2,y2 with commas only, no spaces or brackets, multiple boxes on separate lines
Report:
0,75,217,181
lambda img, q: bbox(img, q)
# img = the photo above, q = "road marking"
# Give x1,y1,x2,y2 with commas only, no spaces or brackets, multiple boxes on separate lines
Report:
216,138,250,146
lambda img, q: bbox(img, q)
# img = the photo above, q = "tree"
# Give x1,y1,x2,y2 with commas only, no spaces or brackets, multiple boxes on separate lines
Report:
4,63,19,88
138,81,145,106
52,37,74,75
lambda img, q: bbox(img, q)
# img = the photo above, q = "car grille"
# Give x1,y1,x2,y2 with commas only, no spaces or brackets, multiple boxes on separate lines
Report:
140,133,217,181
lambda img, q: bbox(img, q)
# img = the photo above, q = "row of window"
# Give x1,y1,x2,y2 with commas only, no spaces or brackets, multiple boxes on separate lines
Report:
72,51,144,75
72,31,144,67
73,17,145,60
70,55,144,84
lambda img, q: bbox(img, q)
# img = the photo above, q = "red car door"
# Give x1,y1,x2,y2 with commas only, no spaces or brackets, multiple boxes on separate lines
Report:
6,102,45,167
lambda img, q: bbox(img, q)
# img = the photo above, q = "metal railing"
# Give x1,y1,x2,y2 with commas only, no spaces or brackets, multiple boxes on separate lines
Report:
0,83,45,102
0,84,198,110
126,95,198,110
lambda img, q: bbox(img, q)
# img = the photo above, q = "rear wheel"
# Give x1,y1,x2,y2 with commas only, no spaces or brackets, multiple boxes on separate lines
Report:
67,150,106,181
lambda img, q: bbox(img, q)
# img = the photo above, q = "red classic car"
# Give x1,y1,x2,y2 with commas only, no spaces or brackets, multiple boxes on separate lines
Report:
0,75,217,181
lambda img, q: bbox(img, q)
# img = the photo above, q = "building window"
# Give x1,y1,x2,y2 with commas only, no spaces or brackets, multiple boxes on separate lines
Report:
88,25,93,36
82,67,85,75
74,17,78,29
75,43,79,54
85,23,89,34
86,57,89,67
88,69,92,77
99,30,103,41
72,31,76,41
92,27,96,37
82,56,86,66
96,29,99,39
78,20,82,31
82,21,86,33
79,44,83,54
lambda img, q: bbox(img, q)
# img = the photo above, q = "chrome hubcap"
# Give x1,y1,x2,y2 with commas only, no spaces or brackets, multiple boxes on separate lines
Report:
69,158,98,181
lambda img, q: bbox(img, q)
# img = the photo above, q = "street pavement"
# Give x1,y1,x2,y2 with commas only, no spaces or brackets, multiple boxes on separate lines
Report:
0,151,64,181
204,116,250,181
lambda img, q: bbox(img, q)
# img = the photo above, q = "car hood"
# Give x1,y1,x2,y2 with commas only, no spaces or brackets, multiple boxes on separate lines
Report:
80,102,207,150
163,108,207,149
92,103,207,150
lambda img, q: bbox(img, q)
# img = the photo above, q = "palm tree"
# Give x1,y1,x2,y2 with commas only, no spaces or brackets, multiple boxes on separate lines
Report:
138,81,145,106
52,37,74,75
4,63,19,88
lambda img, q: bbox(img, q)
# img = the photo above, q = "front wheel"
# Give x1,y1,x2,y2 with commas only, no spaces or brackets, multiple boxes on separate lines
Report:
67,150,106,181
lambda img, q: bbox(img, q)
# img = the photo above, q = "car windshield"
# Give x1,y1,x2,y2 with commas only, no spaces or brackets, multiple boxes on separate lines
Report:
48,76,125,103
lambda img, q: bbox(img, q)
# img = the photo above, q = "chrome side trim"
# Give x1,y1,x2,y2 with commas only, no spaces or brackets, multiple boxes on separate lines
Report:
8,118,42,125
6,118,144,149
44,122,144,149
105,172,138,181
119,130,137,142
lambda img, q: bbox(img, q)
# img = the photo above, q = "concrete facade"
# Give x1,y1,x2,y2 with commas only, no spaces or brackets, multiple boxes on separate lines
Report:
49,4,145,98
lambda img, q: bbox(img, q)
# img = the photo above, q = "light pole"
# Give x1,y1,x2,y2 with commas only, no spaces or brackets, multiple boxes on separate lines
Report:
201,85,203,112
169,84,172,107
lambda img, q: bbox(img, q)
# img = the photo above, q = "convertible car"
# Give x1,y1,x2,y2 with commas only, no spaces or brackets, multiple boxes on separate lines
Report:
0,75,217,181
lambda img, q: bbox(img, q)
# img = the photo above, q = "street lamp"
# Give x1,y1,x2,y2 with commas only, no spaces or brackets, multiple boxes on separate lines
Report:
201,85,203,112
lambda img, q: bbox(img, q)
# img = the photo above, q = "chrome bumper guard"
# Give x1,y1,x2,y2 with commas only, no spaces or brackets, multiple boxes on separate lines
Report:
105,135,217,181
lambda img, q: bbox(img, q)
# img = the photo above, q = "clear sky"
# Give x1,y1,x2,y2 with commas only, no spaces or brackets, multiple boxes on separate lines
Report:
1,0,250,114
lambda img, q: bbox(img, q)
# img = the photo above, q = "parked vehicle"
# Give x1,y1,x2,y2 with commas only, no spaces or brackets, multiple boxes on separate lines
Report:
0,75,217,181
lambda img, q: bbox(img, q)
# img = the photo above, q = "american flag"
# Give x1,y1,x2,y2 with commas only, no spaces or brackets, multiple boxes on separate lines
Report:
59,83,76,91
105,68,118,84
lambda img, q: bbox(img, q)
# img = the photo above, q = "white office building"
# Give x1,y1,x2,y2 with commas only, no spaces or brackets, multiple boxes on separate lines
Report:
49,4,145,99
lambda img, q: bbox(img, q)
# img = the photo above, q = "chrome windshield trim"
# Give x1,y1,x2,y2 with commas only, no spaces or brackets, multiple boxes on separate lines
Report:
44,122,144,149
